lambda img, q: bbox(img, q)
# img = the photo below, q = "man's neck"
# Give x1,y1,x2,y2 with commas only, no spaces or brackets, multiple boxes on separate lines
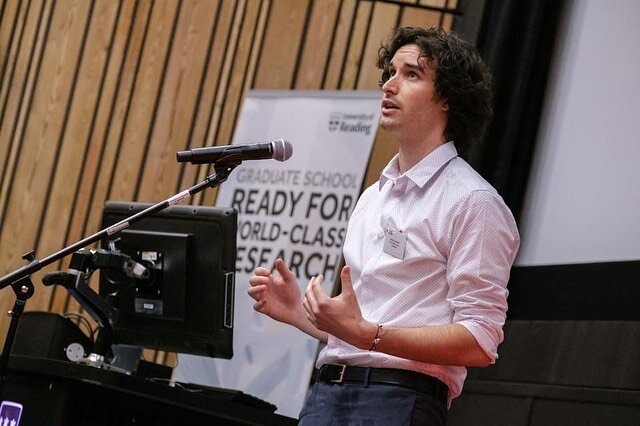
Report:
397,135,446,174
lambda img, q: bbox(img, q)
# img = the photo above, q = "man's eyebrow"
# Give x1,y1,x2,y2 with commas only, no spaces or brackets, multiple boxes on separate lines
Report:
404,62,424,71
390,61,425,72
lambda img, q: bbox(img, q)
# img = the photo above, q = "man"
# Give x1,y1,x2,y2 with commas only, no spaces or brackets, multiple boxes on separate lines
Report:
248,27,519,425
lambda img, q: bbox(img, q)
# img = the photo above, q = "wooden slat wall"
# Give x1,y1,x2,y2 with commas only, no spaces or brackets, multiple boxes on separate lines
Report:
0,0,457,363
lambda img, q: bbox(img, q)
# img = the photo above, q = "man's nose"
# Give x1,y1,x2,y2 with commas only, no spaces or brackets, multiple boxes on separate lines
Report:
382,75,398,94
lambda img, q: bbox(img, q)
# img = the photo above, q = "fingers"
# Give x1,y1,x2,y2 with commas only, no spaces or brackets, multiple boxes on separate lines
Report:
251,267,282,289
304,274,333,309
308,274,327,301
274,259,296,281
253,260,295,288
254,266,271,277
340,265,354,295
247,285,266,300
253,299,266,312
302,295,314,323
303,276,321,324
249,275,269,287
303,277,317,310
249,284,267,313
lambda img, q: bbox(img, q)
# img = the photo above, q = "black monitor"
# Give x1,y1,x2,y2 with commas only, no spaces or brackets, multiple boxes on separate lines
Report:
99,201,237,359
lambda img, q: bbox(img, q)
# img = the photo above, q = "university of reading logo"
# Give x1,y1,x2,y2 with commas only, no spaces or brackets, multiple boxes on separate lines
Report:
328,113,341,131
328,112,375,136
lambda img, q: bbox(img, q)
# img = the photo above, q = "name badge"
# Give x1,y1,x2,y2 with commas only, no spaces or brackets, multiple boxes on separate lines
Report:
383,227,407,260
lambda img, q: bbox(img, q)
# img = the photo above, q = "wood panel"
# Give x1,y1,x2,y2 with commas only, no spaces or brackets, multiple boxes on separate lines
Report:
323,0,358,89
192,0,246,206
0,0,50,225
253,0,310,89
178,0,237,196
0,0,24,123
399,6,442,28
201,0,264,207
108,0,179,203
137,0,219,202
294,0,341,90
51,0,153,313
340,0,373,90
30,0,120,312
357,1,401,89
421,0,446,7
0,0,91,337
0,0,459,358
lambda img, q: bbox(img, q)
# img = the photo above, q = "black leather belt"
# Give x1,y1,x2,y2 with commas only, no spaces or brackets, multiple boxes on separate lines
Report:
317,364,448,404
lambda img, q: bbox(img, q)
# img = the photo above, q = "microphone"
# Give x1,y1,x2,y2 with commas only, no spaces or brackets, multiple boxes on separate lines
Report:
176,139,292,164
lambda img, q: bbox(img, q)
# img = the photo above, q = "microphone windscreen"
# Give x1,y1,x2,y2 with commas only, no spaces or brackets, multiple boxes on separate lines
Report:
272,139,293,162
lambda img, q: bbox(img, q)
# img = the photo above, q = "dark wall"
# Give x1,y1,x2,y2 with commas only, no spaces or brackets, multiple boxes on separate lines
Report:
449,320,640,425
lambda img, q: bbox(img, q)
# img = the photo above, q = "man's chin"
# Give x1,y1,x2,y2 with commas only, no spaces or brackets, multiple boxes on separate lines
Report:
379,118,398,131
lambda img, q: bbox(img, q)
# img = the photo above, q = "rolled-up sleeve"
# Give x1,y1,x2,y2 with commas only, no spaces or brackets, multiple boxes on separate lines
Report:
446,190,520,362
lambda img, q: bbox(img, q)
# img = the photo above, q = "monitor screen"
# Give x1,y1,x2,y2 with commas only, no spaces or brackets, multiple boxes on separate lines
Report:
99,201,237,359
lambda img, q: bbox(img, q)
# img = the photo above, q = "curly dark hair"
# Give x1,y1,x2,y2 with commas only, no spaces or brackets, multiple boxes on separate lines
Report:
377,27,492,155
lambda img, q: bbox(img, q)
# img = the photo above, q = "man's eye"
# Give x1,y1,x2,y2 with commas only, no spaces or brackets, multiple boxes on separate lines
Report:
408,71,418,78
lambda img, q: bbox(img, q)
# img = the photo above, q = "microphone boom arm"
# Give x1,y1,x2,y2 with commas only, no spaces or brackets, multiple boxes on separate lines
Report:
0,159,241,398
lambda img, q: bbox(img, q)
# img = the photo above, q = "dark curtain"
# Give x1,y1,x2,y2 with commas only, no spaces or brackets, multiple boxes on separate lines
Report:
460,0,567,223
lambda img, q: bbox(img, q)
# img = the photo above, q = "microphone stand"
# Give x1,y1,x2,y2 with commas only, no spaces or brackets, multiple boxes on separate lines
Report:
0,158,242,399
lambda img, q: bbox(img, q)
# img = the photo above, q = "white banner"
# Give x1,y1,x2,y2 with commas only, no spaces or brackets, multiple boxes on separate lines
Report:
173,90,380,417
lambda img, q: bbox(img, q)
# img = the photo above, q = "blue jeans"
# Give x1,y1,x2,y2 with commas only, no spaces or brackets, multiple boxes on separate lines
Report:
298,381,447,425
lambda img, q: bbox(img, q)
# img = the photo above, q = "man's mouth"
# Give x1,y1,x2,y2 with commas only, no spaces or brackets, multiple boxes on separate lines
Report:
381,99,399,113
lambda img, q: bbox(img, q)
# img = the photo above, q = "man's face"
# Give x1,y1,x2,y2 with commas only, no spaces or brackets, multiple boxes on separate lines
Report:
379,44,447,139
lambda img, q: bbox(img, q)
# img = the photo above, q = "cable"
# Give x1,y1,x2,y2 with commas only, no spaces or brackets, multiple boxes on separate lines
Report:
62,312,95,339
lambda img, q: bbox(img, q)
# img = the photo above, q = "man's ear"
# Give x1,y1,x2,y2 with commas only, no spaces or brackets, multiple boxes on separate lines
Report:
436,94,449,111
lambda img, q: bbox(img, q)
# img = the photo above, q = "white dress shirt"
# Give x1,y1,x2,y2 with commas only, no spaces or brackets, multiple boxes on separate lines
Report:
316,141,520,402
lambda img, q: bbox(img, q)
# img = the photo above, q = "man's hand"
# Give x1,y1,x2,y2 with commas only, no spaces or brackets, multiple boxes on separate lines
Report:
302,265,377,349
248,259,329,342
248,259,303,326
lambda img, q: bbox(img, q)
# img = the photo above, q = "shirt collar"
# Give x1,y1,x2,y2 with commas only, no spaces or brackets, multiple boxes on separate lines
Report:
379,141,458,190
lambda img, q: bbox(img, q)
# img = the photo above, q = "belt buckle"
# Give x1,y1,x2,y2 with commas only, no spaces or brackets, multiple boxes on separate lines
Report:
330,365,347,384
